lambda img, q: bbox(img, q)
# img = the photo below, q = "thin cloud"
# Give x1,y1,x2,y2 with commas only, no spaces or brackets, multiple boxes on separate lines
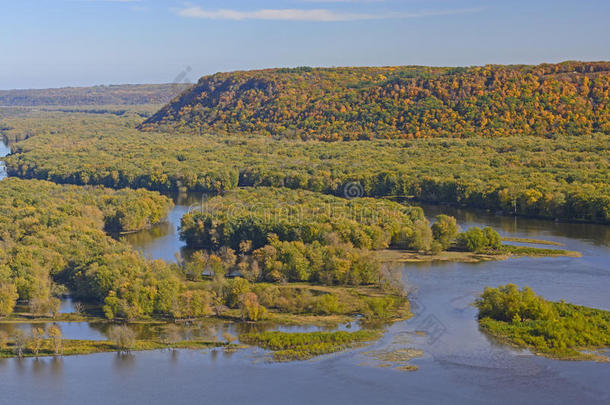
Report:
301,0,387,3
66,0,143,3
177,7,484,22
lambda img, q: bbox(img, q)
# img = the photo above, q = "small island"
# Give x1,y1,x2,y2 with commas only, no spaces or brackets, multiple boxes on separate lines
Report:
476,284,610,361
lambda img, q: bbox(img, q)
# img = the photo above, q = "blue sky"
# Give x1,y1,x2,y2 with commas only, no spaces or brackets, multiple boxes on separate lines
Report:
1,0,609,89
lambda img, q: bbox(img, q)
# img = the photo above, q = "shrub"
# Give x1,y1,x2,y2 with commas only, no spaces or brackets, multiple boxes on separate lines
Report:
312,294,340,315
457,226,502,252
240,292,267,321
108,325,136,352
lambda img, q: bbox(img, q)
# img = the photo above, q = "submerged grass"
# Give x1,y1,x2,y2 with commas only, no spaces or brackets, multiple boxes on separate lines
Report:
377,244,579,264
0,339,224,359
362,331,424,372
501,237,563,246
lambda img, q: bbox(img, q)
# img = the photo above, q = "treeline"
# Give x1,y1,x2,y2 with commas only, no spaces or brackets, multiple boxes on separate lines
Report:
0,84,190,107
140,61,610,140
6,115,608,223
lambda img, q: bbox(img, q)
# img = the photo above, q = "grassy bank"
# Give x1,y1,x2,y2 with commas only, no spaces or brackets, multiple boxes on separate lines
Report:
0,338,225,359
376,244,580,263
240,330,383,361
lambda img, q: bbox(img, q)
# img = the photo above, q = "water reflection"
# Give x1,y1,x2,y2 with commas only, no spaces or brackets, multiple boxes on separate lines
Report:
122,192,207,262
0,322,107,341
113,352,137,371
124,192,610,270
0,316,360,343
419,202,610,246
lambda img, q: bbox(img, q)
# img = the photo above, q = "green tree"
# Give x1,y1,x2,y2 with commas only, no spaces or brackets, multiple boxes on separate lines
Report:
457,227,485,252
431,215,459,249
483,227,501,249
408,220,433,252
240,292,267,321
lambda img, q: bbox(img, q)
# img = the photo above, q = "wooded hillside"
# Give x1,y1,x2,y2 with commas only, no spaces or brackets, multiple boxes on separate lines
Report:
140,62,610,140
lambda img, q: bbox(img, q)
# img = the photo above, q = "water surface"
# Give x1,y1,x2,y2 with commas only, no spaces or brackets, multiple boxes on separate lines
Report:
0,138,9,180
1,179,609,404
122,193,205,262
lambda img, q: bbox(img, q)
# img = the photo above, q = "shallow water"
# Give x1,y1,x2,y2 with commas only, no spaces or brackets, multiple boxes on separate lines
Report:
1,176,609,403
0,318,358,342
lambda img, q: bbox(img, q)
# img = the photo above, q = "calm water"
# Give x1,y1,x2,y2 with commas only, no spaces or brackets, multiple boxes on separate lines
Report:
121,193,205,262
1,173,609,403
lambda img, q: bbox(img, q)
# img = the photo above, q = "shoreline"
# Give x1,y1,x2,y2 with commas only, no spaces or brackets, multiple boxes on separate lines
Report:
376,245,580,264
478,323,610,363
0,339,228,359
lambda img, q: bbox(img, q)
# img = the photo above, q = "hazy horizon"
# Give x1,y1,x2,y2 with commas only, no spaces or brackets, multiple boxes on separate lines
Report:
3,0,610,89
3,58,610,92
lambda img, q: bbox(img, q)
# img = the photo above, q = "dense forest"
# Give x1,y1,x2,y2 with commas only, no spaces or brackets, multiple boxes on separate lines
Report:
0,105,158,142
179,187,427,251
0,84,190,107
0,179,175,319
5,110,608,223
179,187,437,285
140,62,610,140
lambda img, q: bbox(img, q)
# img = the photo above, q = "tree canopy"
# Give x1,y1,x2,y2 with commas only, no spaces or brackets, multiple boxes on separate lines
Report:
140,62,610,140
5,109,608,223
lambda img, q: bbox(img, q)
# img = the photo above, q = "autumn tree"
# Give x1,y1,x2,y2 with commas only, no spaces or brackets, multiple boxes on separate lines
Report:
0,283,18,317
108,325,136,353
47,325,63,356
431,215,459,249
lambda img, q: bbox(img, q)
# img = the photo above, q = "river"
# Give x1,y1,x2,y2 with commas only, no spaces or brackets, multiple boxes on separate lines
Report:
0,142,609,404
0,138,9,180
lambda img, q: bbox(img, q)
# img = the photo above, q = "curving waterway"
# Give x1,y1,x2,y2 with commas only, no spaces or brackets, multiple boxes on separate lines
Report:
0,142,609,404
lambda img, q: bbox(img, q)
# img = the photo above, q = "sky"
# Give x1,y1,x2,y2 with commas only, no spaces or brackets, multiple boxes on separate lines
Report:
1,0,609,89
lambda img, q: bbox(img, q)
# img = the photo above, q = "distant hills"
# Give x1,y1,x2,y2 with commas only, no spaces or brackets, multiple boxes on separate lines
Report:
0,84,191,106
139,61,610,140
